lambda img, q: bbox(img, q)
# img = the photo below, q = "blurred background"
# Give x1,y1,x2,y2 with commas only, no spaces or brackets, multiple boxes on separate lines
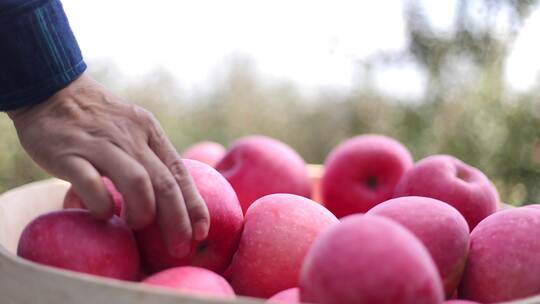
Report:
1,0,539,205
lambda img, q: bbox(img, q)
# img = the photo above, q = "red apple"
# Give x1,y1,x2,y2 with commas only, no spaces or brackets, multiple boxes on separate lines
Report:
63,176,123,216
215,136,311,213
367,196,470,297
17,209,139,281
459,207,540,302
394,154,499,229
142,266,235,299
182,141,226,167
136,159,243,274
227,194,338,298
444,301,480,304
524,204,540,210
267,288,300,303
321,134,413,217
299,214,444,304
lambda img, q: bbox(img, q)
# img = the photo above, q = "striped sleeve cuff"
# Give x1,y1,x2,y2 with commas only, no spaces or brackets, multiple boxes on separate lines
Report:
0,0,86,111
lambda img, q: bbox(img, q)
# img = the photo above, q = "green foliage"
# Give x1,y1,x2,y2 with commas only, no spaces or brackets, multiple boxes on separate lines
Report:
0,116,48,193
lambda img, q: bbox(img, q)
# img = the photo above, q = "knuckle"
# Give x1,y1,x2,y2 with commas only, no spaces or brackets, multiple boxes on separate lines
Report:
169,159,189,180
131,105,154,122
169,160,183,173
154,174,179,195
131,107,166,143
148,123,166,144
128,169,150,190
131,149,148,162
187,199,209,218
131,105,161,134
172,172,189,186
78,171,102,190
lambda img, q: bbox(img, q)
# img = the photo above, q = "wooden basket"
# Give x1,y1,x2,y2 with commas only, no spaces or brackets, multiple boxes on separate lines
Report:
1,166,538,304
0,179,258,304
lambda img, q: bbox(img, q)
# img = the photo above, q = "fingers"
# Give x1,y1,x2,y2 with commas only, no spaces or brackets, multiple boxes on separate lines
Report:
57,156,113,220
148,122,210,241
137,146,193,257
87,144,156,230
169,160,210,241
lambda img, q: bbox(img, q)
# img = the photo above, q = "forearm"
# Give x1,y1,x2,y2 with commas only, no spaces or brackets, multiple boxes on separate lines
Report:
0,0,86,111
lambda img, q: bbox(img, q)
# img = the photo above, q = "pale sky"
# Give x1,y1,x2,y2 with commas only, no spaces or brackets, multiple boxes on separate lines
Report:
61,0,540,99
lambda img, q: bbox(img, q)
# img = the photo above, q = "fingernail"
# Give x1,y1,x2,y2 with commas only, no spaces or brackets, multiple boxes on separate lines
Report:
170,239,192,258
193,220,209,241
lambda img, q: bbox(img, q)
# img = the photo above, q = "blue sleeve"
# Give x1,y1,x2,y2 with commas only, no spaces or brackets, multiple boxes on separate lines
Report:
0,0,87,111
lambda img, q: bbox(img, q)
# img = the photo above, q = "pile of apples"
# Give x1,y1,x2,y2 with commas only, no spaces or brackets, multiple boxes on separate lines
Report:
17,135,540,304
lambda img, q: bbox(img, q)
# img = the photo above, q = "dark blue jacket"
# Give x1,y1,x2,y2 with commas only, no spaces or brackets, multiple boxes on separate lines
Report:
0,0,86,111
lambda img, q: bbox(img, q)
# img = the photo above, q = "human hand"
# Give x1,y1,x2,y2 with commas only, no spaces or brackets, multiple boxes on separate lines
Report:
7,74,210,257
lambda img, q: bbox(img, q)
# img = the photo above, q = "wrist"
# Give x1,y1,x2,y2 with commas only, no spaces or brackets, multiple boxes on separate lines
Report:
7,74,89,125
